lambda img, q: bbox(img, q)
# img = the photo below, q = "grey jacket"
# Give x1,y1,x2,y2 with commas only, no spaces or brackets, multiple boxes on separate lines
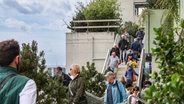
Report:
69,75,85,104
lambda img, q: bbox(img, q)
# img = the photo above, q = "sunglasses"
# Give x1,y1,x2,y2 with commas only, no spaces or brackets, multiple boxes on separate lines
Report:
70,68,73,71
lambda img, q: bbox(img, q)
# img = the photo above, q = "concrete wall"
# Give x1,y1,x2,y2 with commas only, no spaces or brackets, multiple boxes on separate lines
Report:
66,32,115,73
118,0,134,22
143,10,165,53
180,0,184,19
118,0,146,23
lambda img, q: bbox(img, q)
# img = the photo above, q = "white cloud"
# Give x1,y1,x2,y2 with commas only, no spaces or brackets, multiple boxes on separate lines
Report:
0,0,91,65
3,0,43,14
0,0,90,31
3,18,31,31
3,0,72,17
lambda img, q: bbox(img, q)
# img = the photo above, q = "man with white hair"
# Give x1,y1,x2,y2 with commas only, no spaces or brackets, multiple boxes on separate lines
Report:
118,35,128,63
104,71,127,104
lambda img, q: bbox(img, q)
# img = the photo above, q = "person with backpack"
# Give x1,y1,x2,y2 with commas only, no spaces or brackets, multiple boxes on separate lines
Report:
125,62,138,83
104,71,127,104
0,39,37,104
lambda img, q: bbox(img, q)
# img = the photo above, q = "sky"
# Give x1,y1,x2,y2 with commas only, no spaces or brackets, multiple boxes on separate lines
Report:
0,0,90,67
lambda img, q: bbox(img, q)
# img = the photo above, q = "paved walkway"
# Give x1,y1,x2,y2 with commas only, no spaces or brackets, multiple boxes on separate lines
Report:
116,56,160,84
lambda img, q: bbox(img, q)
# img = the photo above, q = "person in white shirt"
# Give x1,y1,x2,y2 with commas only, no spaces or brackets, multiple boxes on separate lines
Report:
0,39,37,104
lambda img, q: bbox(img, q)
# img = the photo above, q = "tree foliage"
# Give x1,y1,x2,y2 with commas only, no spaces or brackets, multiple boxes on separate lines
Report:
118,21,139,37
146,0,180,22
19,40,68,104
81,62,106,97
144,20,184,104
146,0,162,9
144,1,184,103
70,0,121,32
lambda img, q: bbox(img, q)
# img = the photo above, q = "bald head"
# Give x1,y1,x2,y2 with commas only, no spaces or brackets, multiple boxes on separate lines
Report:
111,52,116,57
121,35,125,39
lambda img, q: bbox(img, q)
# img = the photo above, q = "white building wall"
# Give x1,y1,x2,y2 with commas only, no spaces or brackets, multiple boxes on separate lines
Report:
66,32,115,73
181,0,184,19
118,0,146,23
118,0,134,22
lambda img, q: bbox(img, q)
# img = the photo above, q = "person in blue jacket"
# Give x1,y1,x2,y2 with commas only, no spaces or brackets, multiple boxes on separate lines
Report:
125,62,138,84
104,71,127,104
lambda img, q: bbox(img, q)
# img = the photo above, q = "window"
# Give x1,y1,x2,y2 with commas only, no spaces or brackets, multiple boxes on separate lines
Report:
134,2,147,15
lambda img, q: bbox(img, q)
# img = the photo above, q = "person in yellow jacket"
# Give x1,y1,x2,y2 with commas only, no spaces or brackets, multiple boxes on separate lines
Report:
126,55,138,70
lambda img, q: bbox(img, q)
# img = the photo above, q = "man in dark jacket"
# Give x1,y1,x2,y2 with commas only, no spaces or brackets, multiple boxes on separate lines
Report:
54,66,71,86
136,28,145,41
110,44,120,58
118,35,128,62
131,38,141,59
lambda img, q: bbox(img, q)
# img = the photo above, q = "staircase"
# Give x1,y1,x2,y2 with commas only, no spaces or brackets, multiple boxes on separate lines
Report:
116,63,139,84
101,34,148,104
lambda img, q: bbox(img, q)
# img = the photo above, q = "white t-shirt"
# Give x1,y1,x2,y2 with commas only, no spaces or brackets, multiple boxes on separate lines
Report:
19,79,37,104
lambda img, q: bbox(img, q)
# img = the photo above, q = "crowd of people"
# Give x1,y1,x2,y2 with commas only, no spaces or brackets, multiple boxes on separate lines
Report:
104,28,147,104
0,28,147,104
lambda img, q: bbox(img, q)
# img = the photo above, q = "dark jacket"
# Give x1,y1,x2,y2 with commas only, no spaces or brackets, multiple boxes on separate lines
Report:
125,68,138,80
136,30,145,40
110,47,120,58
118,39,128,51
69,75,85,104
53,72,71,86
126,53,139,62
131,41,141,52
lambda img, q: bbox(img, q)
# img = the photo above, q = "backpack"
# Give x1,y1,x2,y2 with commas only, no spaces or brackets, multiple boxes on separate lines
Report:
132,71,137,82
116,80,123,102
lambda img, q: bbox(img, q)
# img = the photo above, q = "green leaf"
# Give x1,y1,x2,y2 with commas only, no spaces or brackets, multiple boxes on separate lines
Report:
171,73,179,83
180,19,184,28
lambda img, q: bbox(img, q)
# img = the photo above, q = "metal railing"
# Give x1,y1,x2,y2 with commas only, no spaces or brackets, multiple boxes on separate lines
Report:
128,95,146,104
137,37,146,89
101,49,111,74
70,19,121,31
101,34,121,74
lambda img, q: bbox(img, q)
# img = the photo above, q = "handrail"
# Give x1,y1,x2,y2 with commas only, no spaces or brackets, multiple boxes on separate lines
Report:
137,37,146,89
72,19,121,23
71,19,121,30
101,49,111,74
71,25,120,29
101,34,121,74
128,95,146,104
137,49,145,89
